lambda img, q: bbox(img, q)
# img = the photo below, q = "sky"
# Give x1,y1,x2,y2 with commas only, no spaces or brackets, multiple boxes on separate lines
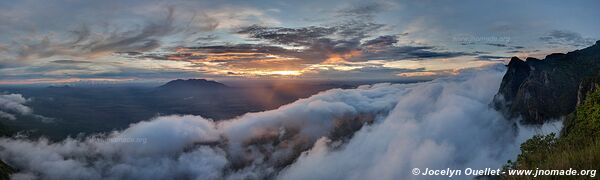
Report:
0,0,599,84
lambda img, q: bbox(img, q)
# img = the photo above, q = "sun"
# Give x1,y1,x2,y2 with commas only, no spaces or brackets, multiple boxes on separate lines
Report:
268,70,302,76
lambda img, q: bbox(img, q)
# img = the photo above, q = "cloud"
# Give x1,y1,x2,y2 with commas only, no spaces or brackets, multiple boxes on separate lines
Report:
0,93,32,120
337,3,384,18
1,0,599,81
72,7,177,57
51,60,92,64
362,35,397,47
539,30,596,47
0,111,16,121
234,23,471,63
303,65,426,80
237,25,339,47
1,2,283,64
485,43,507,47
335,1,399,21
197,6,280,30
6,6,179,62
477,55,510,61
277,66,559,180
127,24,474,77
0,65,560,179
237,24,472,62
0,93,54,122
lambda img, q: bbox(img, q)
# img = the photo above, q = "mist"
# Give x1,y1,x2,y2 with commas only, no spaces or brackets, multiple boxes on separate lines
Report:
0,65,560,180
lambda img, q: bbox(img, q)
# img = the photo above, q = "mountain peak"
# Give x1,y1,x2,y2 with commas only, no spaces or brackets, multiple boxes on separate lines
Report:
159,79,228,89
494,40,600,123
507,57,524,66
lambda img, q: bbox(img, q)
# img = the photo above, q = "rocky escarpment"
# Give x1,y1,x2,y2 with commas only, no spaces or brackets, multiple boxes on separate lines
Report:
494,40,600,123
577,76,600,106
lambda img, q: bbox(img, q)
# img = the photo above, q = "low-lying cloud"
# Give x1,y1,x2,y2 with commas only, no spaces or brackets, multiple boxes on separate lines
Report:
0,65,559,179
0,93,33,121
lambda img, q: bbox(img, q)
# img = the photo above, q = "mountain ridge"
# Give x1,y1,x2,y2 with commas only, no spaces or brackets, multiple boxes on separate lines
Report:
494,40,600,123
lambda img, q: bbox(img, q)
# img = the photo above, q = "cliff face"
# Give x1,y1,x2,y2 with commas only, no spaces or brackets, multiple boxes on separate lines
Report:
494,40,600,123
577,76,600,106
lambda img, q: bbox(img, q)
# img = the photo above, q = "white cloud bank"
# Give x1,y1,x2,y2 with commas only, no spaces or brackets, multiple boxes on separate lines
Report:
0,65,560,180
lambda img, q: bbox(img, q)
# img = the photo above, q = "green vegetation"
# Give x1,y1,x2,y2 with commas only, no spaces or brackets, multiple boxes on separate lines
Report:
503,88,600,180
0,160,14,180
0,122,12,180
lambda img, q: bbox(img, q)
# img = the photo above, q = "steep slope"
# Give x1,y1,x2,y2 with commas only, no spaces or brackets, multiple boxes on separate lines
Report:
0,124,12,179
503,77,600,180
0,160,14,180
494,40,600,123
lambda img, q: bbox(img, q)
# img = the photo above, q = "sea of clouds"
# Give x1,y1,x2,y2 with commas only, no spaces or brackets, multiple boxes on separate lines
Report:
0,65,561,180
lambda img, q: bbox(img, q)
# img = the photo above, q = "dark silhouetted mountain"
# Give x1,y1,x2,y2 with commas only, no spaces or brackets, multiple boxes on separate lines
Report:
158,79,228,90
46,85,72,89
494,40,600,123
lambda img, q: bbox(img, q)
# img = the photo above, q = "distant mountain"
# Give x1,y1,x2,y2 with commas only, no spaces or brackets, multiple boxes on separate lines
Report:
494,40,600,123
158,79,229,90
46,85,72,89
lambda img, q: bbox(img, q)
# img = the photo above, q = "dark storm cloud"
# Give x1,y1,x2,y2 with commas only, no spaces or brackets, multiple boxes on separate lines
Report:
539,30,595,47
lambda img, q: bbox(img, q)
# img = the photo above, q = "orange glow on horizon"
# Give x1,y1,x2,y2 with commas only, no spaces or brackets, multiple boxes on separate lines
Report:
397,71,438,77
323,50,362,64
